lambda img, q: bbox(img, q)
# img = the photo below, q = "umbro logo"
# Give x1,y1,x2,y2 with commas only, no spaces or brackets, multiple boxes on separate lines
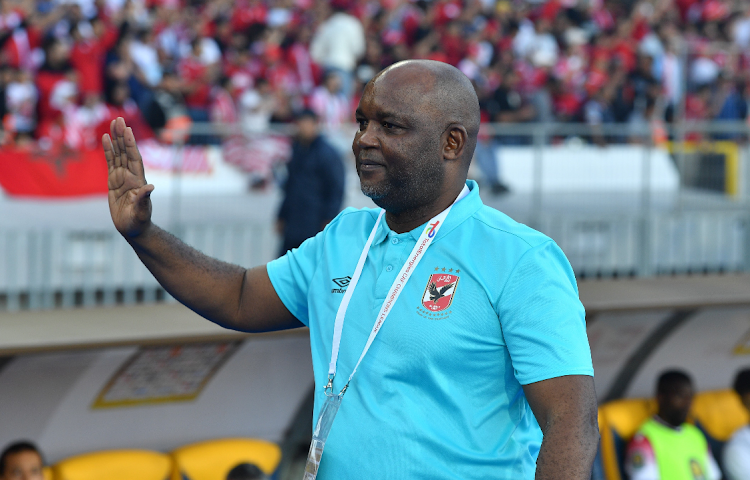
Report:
331,276,351,294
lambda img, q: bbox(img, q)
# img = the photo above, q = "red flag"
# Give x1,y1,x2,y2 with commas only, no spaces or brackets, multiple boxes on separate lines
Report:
0,147,108,197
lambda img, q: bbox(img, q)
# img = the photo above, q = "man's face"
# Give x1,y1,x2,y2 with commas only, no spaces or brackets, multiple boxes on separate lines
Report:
296,117,318,142
658,382,694,427
352,67,445,214
1,451,44,480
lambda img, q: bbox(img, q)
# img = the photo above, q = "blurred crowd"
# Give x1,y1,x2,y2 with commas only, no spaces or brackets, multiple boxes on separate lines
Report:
0,0,748,149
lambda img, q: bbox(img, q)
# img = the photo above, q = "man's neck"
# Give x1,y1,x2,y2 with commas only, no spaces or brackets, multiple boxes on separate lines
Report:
384,185,464,234
653,414,682,430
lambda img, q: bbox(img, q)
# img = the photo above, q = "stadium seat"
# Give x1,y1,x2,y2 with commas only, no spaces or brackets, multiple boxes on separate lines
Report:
598,398,657,480
170,438,282,480
691,389,748,442
691,389,749,473
52,450,172,480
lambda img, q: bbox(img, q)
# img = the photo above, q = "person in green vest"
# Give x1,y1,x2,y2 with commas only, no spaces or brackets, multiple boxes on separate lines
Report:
625,370,720,480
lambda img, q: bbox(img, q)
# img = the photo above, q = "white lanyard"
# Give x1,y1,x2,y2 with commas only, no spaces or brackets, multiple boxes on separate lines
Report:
325,185,469,396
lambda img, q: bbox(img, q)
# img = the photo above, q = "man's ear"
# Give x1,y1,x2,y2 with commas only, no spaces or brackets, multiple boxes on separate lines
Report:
443,125,467,161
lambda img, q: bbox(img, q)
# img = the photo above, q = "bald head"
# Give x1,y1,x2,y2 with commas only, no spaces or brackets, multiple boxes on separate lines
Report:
369,60,481,167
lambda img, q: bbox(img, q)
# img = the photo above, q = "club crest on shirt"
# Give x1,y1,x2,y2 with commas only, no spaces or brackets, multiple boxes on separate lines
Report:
422,273,459,312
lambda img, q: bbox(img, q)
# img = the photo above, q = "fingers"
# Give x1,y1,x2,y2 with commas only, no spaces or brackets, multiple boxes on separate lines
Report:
114,117,127,158
124,125,147,181
109,120,121,162
102,133,115,172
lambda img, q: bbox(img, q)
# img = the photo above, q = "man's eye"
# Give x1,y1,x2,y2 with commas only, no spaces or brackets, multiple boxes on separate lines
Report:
358,119,368,130
382,122,397,129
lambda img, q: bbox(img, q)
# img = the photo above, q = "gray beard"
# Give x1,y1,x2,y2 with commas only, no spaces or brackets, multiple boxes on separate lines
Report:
359,155,445,214
360,179,391,200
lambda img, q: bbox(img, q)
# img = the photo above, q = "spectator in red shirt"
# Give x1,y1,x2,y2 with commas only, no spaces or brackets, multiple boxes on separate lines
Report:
70,17,119,98
99,81,154,142
36,37,76,138
178,37,216,143
440,21,467,66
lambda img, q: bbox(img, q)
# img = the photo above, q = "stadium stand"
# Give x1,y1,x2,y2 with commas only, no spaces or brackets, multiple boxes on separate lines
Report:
170,438,282,480
0,0,744,150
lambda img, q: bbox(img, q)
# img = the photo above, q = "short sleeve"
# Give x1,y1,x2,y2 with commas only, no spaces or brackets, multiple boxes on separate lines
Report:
496,240,593,385
266,231,325,327
625,434,660,480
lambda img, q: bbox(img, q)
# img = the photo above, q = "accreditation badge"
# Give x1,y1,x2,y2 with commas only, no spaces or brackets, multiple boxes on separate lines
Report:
302,392,343,480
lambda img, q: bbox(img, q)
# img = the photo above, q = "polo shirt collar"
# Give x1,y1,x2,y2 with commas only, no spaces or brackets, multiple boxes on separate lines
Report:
371,180,483,245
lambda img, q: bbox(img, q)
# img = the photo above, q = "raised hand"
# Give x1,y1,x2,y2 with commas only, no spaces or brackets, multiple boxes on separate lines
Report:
103,117,155,238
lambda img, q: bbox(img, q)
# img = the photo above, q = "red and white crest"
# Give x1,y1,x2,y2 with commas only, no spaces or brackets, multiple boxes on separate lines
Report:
422,274,459,312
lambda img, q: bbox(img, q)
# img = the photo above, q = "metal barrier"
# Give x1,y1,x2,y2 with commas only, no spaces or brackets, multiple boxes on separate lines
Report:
0,224,277,311
1,121,749,311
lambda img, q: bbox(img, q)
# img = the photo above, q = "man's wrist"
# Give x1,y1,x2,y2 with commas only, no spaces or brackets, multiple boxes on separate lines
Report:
125,221,156,245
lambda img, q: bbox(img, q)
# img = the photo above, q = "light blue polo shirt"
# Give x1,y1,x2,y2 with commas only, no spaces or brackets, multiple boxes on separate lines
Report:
267,180,593,479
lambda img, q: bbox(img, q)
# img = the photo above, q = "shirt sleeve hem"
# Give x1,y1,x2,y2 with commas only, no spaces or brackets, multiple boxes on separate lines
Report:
266,260,309,327
518,368,595,386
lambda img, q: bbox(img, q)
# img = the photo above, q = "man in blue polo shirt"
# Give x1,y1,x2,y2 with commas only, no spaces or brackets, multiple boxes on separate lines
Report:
102,59,598,479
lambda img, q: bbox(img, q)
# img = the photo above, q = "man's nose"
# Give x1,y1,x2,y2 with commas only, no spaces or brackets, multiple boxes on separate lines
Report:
356,123,379,149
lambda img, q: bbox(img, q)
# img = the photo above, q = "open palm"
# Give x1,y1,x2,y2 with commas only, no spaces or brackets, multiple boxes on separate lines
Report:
103,117,155,238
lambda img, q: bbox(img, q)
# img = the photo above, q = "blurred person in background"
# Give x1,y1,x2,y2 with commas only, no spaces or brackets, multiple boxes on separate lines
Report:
626,370,720,480
723,368,750,480
712,74,747,140
69,16,120,100
225,463,268,480
308,71,349,130
129,28,162,92
179,37,217,144
101,81,153,142
35,36,75,139
0,441,44,480
142,70,190,145
238,78,276,133
309,0,365,100
276,108,344,255
4,68,37,145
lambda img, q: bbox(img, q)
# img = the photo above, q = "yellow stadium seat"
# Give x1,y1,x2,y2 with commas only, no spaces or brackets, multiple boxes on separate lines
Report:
43,466,53,480
691,389,749,442
171,439,281,480
52,450,172,480
598,398,657,480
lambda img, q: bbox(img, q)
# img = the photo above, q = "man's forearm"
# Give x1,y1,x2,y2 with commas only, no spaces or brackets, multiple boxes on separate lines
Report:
535,417,599,480
127,223,246,329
